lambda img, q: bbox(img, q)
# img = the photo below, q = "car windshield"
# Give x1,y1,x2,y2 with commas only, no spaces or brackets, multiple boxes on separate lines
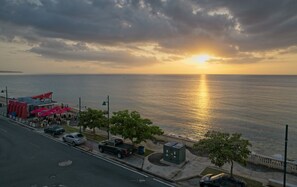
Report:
75,134,83,138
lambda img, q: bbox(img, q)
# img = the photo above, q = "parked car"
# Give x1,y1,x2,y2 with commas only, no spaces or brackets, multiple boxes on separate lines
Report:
44,125,65,136
98,138,134,159
200,173,246,187
62,132,86,146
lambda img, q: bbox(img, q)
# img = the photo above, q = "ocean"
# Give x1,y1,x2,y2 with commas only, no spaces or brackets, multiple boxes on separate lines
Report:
1,74,297,159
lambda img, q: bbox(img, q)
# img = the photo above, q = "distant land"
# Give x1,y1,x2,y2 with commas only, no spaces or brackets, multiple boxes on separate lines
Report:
0,71,22,73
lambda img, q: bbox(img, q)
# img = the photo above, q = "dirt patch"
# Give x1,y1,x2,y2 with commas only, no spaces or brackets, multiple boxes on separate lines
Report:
148,153,169,166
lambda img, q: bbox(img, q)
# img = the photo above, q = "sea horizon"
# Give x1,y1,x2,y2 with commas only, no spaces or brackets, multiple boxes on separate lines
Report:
2,72,297,76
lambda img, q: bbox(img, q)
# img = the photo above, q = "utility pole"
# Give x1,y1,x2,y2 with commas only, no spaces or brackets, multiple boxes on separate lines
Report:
283,124,288,187
79,97,81,133
1,86,8,117
102,95,110,140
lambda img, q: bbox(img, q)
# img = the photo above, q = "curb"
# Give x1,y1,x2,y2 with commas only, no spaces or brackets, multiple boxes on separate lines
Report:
9,118,36,131
0,115,36,131
75,145,176,184
2,116,176,186
174,174,202,182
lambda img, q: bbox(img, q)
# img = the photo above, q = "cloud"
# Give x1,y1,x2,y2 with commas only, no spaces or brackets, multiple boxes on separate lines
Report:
29,39,158,67
0,0,296,66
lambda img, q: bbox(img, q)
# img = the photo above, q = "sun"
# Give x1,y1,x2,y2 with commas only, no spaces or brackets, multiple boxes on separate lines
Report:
191,54,211,64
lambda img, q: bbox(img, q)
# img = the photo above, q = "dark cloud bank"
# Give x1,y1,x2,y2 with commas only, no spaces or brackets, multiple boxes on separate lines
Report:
0,0,296,66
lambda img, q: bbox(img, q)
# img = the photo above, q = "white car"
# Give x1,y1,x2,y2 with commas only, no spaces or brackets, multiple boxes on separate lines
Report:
62,132,86,146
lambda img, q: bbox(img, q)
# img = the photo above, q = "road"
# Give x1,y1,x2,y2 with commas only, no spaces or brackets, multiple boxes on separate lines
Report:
0,117,174,187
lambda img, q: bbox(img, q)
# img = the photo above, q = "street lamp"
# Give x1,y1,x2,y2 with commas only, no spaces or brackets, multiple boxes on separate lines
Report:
102,95,110,140
1,86,8,117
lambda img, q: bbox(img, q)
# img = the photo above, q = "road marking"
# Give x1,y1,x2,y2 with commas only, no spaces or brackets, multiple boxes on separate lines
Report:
0,127,7,133
153,178,175,187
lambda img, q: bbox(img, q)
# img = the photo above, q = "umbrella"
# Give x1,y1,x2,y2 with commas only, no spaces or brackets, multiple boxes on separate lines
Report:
39,110,54,117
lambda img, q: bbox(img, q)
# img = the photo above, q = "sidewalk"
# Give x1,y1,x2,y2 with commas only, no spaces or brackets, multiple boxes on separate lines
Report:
70,133,297,186
1,113,297,187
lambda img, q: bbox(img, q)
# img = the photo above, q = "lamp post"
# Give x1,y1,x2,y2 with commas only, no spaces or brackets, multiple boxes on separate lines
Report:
1,86,8,117
102,95,110,140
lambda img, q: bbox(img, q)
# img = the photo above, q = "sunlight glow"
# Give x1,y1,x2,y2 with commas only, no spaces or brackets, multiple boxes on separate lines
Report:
191,54,211,64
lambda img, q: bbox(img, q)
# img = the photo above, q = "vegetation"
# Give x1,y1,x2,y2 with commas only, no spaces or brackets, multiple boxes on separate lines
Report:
142,149,154,157
194,131,251,177
201,167,264,187
83,132,106,142
78,108,108,134
110,110,163,146
63,125,79,133
63,125,106,142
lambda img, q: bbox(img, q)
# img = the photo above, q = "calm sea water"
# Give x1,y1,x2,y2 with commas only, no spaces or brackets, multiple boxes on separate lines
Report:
1,74,297,159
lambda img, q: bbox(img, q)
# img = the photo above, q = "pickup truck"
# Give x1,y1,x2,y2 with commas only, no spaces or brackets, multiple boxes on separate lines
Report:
98,139,134,159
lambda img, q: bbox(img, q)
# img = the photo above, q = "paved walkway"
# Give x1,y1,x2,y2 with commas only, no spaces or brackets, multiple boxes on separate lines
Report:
78,135,297,186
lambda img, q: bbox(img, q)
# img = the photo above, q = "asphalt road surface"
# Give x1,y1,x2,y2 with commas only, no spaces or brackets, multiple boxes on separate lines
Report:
0,117,174,187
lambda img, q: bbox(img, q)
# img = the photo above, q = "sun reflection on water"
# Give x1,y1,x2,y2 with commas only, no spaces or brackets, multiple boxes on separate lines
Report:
193,74,211,138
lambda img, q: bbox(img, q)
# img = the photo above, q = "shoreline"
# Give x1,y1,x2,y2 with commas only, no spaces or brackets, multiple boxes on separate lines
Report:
1,100,297,175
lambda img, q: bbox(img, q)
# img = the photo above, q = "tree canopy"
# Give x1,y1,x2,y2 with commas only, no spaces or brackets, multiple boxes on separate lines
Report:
78,108,108,133
110,110,163,145
193,131,251,176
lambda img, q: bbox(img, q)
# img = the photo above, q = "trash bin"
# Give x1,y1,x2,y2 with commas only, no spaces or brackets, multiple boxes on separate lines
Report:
138,146,145,155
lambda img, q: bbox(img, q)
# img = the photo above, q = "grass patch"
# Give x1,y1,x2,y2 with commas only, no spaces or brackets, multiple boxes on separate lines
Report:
134,148,154,156
84,132,107,142
63,125,79,133
143,149,154,156
62,125,107,142
201,167,264,187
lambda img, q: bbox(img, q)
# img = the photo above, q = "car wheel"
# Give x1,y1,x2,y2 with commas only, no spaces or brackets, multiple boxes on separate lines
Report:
52,132,56,136
71,141,76,146
62,137,66,142
117,152,123,159
99,147,104,153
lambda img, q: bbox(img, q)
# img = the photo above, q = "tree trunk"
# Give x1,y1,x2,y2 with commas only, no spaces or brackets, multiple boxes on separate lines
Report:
230,160,234,177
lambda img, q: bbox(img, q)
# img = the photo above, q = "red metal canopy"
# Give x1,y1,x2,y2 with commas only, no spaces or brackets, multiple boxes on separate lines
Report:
31,92,53,100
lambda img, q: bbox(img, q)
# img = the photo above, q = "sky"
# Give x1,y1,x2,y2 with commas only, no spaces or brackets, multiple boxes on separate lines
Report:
0,0,297,74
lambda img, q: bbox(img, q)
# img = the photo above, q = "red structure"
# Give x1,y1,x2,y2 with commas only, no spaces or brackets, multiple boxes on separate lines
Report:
31,92,53,100
7,92,56,119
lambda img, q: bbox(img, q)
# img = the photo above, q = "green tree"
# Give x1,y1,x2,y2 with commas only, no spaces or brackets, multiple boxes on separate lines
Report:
110,110,163,146
78,108,108,134
193,131,251,177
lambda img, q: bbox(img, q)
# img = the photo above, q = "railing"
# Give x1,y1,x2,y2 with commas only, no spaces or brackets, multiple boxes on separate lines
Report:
248,152,297,174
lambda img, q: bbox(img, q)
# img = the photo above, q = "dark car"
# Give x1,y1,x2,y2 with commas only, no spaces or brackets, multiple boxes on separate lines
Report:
200,173,246,187
44,125,65,136
98,138,134,159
